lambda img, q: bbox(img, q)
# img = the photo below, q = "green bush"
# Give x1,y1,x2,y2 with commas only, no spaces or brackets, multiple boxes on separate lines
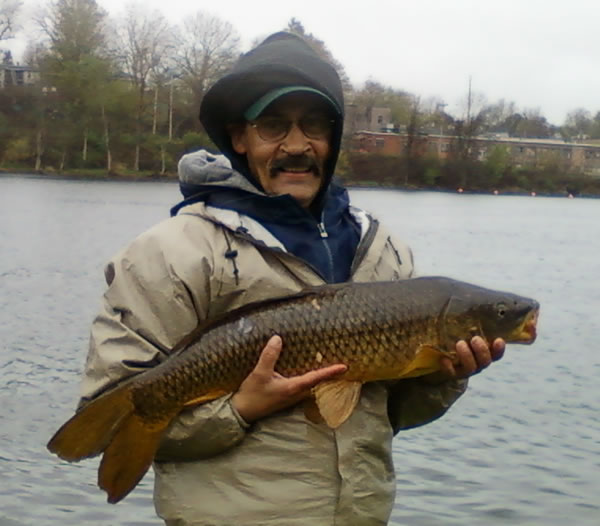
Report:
2,137,33,163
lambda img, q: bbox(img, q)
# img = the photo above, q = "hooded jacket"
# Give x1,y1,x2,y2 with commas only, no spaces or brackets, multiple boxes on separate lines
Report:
79,32,467,526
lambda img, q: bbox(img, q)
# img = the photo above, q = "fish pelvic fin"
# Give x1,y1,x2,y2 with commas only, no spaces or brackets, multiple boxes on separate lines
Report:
47,382,134,462
399,344,456,379
98,413,166,504
312,380,362,429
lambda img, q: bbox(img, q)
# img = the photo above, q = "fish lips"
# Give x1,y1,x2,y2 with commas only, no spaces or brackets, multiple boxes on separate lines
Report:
514,305,540,343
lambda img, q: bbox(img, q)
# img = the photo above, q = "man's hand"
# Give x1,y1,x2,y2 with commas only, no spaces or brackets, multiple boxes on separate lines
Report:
423,337,506,384
232,335,347,424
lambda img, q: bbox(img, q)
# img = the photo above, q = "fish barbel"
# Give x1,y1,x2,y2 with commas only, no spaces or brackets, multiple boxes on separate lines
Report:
47,276,539,504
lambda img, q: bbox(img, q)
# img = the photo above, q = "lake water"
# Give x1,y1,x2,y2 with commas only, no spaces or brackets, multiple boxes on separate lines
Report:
1,175,598,525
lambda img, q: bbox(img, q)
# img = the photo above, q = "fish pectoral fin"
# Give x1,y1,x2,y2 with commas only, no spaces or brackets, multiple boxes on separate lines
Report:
312,380,363,429
98,413,168,504
399,344,455,379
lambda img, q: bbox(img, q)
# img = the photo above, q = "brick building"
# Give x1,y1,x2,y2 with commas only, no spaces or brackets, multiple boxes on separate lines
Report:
352,131,600,175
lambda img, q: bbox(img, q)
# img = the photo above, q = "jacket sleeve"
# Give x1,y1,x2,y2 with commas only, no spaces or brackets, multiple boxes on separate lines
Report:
386,377,468,434
80,221,248,462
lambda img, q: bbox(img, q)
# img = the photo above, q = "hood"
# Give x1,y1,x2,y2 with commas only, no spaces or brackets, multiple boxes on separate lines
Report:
199,31,345,207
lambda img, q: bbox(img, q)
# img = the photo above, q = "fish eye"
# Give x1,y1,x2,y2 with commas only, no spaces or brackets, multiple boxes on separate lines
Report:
496,303,507,318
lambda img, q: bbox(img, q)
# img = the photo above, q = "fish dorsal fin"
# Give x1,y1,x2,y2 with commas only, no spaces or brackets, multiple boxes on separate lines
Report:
399,344,456,379
312,380,363,429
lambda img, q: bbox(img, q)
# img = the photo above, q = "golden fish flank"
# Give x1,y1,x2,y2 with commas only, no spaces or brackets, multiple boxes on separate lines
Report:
47,276,539,505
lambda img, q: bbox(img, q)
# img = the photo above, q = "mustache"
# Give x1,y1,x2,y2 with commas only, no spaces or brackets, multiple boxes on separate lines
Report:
270,155,322,178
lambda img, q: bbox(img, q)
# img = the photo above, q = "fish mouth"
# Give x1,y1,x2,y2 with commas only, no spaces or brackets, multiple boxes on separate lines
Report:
510,307,539,343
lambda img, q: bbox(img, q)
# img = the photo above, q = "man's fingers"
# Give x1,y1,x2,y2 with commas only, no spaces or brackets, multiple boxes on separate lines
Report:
289,364,347,392
491,338,506,361
455,339,478,374
470,336,493,369
438,356,456,378
254,335,282,374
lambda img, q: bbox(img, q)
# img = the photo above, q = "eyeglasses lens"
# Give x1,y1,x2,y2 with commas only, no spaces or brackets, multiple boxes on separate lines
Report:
253,115,333,141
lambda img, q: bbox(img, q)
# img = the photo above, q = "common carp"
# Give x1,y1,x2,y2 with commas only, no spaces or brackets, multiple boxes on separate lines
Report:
47,276,539,504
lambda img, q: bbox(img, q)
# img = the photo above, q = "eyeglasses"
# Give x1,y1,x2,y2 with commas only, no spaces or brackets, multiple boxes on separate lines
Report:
249,114,335,142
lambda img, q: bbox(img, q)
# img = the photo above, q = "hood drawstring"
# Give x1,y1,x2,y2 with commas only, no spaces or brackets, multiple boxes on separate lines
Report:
222,228,240,286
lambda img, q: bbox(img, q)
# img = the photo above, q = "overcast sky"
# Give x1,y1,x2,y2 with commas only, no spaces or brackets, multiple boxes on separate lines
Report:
9,0,600,126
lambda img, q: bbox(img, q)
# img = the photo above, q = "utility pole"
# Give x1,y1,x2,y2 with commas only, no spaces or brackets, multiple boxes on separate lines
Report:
168,75,174,140
467,75,472,131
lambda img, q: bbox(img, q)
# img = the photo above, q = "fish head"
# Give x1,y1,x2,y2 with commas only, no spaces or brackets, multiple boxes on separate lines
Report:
442,285,540,347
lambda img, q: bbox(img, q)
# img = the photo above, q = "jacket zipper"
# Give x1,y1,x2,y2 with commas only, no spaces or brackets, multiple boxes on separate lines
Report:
317,222,328,238
317,214,335,282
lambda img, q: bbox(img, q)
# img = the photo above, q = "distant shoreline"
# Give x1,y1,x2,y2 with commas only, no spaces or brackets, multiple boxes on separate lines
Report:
0,169,178,183
2,170,598,199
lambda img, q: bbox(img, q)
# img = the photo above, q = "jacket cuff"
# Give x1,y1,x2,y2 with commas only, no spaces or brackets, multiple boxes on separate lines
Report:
228,396,251,429
387,377,468,433
155,394,249,462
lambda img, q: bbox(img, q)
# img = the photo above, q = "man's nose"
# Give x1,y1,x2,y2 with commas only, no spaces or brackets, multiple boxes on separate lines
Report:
280,122,310,154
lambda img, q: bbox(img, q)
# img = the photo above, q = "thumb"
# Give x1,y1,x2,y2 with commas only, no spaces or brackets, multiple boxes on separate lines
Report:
255,335,282,373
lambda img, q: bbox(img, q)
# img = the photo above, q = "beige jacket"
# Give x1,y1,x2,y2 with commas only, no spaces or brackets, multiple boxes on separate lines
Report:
81,202,467,526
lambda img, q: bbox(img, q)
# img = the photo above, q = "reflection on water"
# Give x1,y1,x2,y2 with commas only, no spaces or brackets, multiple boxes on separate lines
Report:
1,176,598,525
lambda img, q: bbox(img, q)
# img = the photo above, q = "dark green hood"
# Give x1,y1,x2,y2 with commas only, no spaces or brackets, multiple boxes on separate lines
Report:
199,31,345,202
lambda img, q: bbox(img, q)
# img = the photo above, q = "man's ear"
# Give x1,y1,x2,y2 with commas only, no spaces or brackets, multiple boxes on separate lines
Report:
228,123,247,155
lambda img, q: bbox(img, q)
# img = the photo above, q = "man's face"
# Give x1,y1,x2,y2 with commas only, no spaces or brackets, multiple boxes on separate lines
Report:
230,93,333,209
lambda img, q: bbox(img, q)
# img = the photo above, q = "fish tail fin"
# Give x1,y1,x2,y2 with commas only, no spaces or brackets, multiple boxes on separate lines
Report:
47,382,134,462
98,413,166,503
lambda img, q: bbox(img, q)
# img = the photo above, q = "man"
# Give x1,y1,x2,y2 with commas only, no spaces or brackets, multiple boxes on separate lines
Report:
81,32,504,525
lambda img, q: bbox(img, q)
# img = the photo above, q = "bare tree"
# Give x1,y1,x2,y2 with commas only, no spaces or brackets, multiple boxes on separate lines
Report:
286,18,351,93
114,3,175,170
0,0,21,42
36,0,108,62
454,76,488,160
564,108,592,139
174,12,240,113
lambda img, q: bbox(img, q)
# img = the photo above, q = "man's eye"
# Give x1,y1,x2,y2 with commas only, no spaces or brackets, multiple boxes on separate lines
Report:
303,116,332,134
261,118,287,130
